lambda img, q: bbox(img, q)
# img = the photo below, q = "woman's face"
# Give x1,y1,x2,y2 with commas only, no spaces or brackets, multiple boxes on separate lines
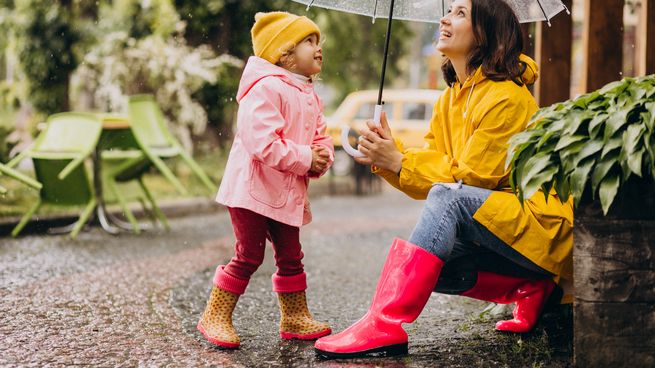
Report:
436,0,475,59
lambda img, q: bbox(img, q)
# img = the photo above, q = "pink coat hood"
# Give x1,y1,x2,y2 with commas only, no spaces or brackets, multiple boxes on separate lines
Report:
216,57,334,227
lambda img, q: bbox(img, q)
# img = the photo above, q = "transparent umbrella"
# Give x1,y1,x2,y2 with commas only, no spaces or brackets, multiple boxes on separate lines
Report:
292,0,569,157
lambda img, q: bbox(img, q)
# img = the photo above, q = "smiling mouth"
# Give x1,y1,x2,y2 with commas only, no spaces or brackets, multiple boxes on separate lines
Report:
315,56,323,62
440,30,452,38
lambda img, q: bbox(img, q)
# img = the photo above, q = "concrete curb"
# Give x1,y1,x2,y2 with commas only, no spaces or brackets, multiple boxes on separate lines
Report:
0,197,223,237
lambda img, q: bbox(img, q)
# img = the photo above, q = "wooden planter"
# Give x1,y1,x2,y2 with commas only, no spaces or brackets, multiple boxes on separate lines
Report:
573,213,655,367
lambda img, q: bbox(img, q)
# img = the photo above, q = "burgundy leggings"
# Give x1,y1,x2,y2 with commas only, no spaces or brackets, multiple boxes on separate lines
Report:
223,207,304,280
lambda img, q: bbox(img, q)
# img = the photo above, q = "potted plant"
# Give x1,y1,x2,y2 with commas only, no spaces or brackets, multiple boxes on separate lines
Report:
507,75,655,367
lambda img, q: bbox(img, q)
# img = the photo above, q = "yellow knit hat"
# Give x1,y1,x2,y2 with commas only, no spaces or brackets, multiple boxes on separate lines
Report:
251,11,321,64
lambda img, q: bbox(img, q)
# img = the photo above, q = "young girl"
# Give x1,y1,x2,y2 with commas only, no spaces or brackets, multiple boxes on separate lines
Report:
197,11,334,349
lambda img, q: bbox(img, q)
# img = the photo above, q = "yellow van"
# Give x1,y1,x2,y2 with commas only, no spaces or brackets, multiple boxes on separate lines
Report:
325,89,442,176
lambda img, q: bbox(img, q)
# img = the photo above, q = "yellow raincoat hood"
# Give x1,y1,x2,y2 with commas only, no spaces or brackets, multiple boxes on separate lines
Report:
374,55,574,302
519,54,539,85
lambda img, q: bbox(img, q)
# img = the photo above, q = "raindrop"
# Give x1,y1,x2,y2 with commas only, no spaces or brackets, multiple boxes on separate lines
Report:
631,44,635,48
548,57,552,62
619,71,623,76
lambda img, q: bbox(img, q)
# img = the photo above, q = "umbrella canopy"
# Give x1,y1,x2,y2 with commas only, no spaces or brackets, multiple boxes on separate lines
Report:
294,0,568,24
291,0,569,157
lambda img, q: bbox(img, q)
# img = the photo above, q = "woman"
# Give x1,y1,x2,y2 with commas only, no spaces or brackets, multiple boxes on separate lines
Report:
314,0,573,359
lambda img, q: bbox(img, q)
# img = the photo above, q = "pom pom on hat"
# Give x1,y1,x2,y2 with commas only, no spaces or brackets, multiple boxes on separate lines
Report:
251,11,321,64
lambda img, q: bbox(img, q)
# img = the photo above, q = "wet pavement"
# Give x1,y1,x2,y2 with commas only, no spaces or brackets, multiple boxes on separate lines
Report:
1,186,572,367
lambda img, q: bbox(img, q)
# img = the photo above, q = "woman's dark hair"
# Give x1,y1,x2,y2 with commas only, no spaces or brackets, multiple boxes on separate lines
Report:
441,0,526,86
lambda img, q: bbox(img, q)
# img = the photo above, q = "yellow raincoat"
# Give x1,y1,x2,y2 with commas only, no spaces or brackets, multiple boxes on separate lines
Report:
375,55,574,302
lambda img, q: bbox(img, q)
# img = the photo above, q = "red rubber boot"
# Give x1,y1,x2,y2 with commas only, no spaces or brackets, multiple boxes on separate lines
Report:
461,271,556,333
314,238,445,358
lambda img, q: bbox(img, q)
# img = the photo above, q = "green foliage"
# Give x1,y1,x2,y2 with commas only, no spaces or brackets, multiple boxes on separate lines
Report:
71,32,243,151
13,0,81,114
508,75,655,215
175,0,278,57
97,0,181,40
174,0,412,107
318,13,413,104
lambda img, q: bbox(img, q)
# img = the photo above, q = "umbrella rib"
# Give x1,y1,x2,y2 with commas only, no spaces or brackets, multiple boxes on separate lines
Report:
535,0,552,26
373,0,378,21
306,0,315,10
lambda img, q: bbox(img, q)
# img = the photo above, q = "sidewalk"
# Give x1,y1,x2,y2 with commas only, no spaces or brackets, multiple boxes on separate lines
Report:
1,186,572,367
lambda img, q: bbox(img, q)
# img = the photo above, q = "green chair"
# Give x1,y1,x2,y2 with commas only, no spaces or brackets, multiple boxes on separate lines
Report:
0,162,42,194
95,114,169,233
127,94,216,195
7,112,102,238
100,148,170,233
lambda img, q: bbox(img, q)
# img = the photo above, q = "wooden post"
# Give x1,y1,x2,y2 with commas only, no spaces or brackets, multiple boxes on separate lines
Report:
521,23,535,59
574,215,655,367
582,0,624,92
637,0,655,75
535,0,572,107
521,23,535,95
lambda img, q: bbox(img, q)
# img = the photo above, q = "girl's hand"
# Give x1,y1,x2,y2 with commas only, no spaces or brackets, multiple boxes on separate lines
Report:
355,112,404,174
310,145,330,174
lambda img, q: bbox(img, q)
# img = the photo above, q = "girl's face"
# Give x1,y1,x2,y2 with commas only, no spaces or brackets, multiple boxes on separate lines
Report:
281,33,323,77
436,0,476,60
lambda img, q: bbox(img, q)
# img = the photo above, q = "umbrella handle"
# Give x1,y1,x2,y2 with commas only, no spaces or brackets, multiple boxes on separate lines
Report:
341,105,383,158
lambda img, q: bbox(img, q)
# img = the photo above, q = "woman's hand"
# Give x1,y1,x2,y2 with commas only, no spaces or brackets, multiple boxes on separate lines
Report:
354,112,404,174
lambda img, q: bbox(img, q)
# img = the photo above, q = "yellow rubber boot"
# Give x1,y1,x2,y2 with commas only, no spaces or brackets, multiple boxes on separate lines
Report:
197,287,241,349
278,291,331,340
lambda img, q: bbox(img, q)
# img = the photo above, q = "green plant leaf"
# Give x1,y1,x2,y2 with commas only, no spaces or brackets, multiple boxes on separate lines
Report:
519,153,554,195
645,102,655,131
554,135,586,151
647,132,655,167
541,177,555,202
509,129,541,146
571,140,603,167
546,119,566,133
616,89,634,108
570,158,595,203
536,129,559,150
562,111,594,136
559,141,586,162
628,82,648,101
599,173,620,215
601,136,622,158
554,167,571,203
588,113,608,138
523,166,559,201
507,140,536,172
618,147,633,183
604,106,633,138
627,147,644,177
599,79,630,96
591,153,618,195
587,98,609,111
623,124,645,154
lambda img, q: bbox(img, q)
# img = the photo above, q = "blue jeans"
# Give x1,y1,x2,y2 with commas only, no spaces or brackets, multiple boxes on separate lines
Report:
409,184,551,293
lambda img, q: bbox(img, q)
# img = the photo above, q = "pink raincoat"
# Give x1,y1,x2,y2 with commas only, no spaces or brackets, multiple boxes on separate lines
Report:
216,56,334,227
